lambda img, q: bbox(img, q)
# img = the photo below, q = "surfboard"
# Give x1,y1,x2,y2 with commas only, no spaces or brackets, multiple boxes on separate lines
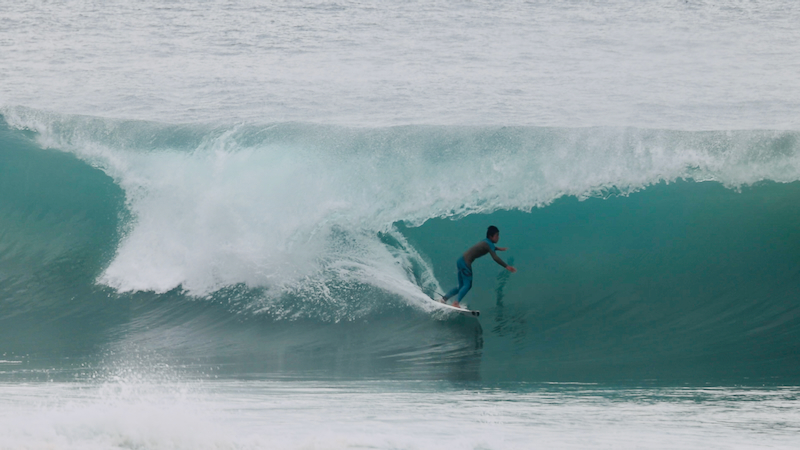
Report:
430,298,480,317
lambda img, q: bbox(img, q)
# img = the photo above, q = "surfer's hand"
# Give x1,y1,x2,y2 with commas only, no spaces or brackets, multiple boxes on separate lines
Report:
507,266,517,273
496,246,508,251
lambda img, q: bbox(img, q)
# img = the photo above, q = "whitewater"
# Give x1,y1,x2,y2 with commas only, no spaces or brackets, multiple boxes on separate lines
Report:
2,1,800,449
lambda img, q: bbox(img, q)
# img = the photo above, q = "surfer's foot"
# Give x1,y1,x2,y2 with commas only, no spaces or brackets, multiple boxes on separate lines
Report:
452,301,460,308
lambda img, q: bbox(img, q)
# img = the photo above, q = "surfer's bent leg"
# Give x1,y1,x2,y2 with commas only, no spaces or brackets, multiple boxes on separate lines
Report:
455,258,473,302
443,257,467,301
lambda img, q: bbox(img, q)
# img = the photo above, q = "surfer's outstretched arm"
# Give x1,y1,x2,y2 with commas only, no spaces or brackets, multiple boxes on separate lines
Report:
488,248,517,273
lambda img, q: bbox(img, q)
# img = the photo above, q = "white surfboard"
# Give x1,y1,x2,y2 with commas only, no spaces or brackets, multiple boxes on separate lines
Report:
429,298,480,317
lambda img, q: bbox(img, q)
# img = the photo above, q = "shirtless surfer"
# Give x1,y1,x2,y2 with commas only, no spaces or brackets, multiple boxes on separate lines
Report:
441,226,517,308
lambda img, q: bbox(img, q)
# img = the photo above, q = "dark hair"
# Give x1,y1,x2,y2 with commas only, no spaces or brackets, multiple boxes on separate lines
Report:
487,225,499,239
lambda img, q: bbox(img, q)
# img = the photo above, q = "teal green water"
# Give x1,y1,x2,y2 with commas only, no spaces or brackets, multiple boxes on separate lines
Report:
1,117,799,384
402,182,800,382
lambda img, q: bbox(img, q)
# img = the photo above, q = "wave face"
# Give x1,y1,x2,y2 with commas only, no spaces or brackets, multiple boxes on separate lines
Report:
2,110,800,382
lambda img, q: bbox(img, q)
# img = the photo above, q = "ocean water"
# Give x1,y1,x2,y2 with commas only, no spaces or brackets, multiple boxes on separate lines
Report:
2,1,800,449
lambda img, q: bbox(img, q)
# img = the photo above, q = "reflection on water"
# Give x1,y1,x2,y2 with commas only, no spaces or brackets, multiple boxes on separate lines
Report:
491,256,529,345
495,256,514,307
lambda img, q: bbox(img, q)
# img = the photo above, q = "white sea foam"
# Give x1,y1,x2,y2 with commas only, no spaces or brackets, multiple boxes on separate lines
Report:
1,380,799,450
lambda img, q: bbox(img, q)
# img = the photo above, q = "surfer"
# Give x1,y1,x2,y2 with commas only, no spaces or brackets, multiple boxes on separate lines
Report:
441,226,516,308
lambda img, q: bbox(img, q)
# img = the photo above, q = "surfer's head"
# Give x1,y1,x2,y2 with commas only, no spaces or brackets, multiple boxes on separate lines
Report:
487,225,500,242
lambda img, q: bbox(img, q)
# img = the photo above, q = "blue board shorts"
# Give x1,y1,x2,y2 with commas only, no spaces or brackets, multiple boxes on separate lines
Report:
445,256,473,302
